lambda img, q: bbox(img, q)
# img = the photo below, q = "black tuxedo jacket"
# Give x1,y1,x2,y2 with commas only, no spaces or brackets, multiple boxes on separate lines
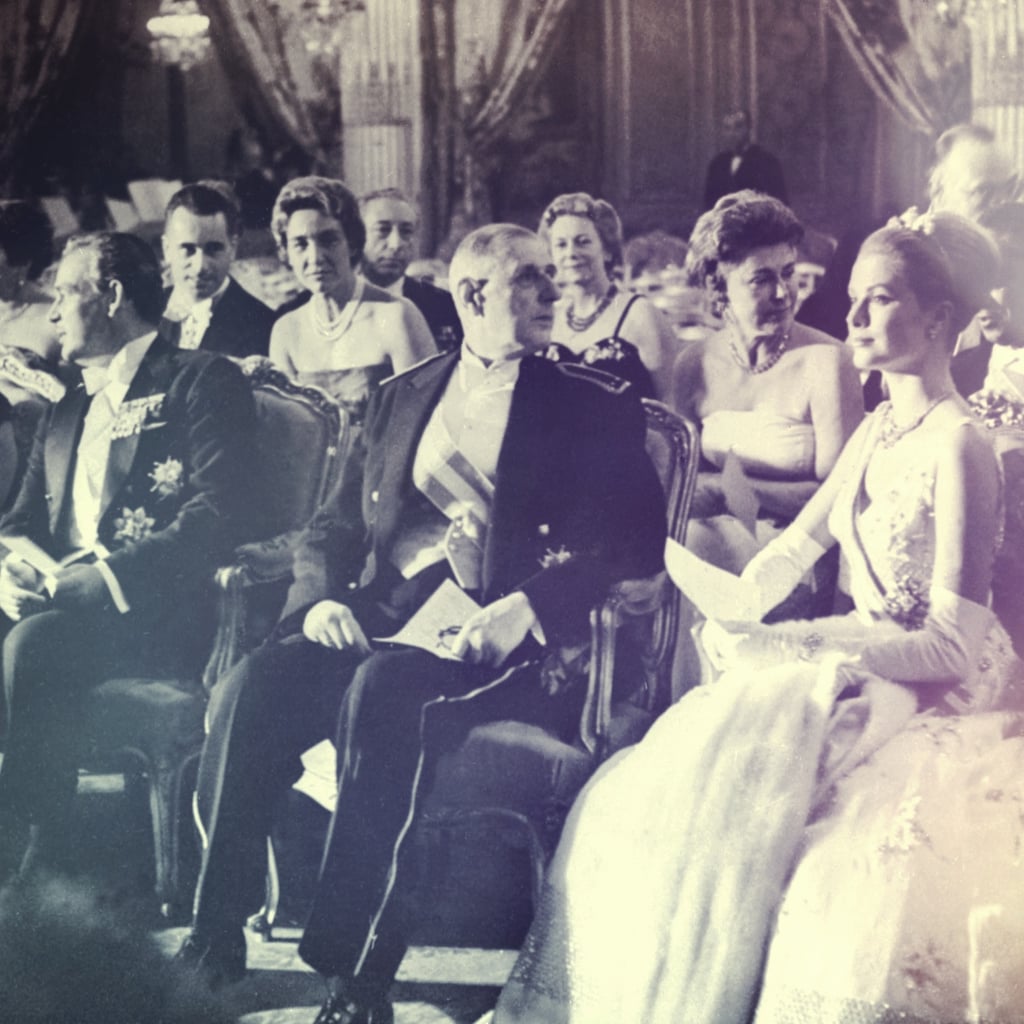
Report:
703,143,788,210
281,351,666,646
160,278,274,358
951,341,993,398
402,276,463,351
1,335,262,612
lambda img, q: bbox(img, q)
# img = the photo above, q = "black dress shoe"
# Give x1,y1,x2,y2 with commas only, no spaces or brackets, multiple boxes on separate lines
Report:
175,929,247,988
312,990,394,1024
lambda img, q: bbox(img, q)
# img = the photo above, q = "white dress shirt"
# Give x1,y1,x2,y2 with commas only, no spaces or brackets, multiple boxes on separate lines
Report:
167,277,230,349
67,331,158,612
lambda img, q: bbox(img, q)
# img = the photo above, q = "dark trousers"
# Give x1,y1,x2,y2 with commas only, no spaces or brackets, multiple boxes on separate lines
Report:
192,630,576,997
0,603,204,840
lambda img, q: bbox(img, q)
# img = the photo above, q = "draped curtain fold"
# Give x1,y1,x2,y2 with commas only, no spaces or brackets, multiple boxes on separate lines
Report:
429,0,575,231
0,0,94,188
827,0,970,136
205,0,339,168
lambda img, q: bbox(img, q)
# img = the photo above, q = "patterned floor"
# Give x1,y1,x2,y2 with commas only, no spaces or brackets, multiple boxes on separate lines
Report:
151,927,512,1024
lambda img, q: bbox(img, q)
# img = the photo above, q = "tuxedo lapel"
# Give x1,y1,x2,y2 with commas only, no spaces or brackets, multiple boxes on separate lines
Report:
45,386,91,536
483,357,552,589
373,353,456,550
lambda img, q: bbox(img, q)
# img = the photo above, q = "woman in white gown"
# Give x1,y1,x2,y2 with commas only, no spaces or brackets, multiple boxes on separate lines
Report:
492,212,1024,1023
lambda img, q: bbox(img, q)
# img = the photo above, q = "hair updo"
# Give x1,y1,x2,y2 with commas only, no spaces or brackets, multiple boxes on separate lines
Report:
538,192,624,271
685,190,803,314
271,176,365,268
858,210,1000,342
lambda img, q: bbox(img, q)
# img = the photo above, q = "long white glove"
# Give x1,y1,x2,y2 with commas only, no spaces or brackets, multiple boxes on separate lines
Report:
859,585,994,685
665,524,827,624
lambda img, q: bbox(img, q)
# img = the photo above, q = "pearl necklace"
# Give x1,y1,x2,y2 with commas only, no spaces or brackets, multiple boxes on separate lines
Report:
566,285,617,333
878,391,953,449
728,331,789,374
310,277,364,340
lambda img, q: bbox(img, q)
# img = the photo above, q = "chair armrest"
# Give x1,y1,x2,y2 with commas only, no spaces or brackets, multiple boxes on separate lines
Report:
200,535,301,692
580,572,670,758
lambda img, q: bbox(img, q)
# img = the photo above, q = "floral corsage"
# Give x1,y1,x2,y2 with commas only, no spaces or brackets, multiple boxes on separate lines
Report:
149,457,185,499
968,388,1024,430
113,507,156,544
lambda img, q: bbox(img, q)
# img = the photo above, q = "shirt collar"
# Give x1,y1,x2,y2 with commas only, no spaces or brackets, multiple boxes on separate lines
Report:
167,275,231,321
457,341,522,392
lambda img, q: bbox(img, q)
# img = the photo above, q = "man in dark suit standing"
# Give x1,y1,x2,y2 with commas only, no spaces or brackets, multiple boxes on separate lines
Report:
178,224,667,1022
160,182,275,358
358,188,463,350
703,109,788,211
0,231,260,875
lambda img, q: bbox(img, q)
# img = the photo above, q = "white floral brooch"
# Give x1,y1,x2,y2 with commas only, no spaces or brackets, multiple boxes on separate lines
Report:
539,545,573,569
113,506,156,543
149,457,185,499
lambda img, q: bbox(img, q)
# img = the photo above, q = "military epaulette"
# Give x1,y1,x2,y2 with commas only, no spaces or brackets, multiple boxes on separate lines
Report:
553,361,632,394
379,350,452,387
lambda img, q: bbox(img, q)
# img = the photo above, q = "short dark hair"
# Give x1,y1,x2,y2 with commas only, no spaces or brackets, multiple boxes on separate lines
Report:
686,190,803,309
63,232,165,325
0,200,54,281
272,176,365,267
164,181,242,239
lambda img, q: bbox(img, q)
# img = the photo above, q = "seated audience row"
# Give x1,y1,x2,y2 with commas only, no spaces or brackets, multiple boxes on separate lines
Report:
2,144,1024,1024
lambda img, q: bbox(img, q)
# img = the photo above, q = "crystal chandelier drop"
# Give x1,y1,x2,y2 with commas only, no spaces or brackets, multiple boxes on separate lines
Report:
147,0,212,71
267,0,366,55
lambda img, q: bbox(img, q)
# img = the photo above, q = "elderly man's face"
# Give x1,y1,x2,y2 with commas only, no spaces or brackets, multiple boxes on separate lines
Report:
361,196,417,288
469,236,559,361
48,248,118,366
163,207,237,304
932,141,1017,221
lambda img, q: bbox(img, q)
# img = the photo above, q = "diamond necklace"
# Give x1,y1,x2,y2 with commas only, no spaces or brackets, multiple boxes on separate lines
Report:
566,284,617,333
878,390,953,448
310,277,364,340
728,331,789,374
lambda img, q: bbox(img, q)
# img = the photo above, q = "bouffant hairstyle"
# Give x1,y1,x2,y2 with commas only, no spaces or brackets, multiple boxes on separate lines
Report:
164,180,242,239
624,230,689,281
0,201,54,281
858,211,1000,343
272,176,365,267
685,190,803,314
62,231,165,325
538,192,624,271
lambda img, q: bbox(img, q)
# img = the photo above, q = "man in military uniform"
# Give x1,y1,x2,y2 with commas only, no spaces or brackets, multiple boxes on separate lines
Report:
179,224,666,1024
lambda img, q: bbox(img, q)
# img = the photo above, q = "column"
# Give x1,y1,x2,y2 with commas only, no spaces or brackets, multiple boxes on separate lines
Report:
969,0,1024,173
338,2,422,201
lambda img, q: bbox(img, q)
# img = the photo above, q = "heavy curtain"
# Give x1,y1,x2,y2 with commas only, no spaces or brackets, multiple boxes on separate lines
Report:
828,0,970,135
205,0,340,169
424,0,575,238
0,0,95,188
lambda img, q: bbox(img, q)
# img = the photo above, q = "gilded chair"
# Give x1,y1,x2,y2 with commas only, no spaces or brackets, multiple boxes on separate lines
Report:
81,360,345,918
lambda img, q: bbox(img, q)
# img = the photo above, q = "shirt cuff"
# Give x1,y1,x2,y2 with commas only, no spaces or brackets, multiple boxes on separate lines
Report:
94,559,131,614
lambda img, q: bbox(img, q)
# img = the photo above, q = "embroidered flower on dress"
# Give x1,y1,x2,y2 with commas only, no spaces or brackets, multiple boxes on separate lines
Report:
149,457,184,499
539,545,573,569
884,570,930,631
879,795,931,855
584,339,627,363
113,506,156,543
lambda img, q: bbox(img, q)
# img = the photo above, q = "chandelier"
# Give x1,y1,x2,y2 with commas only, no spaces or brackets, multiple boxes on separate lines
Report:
267,0,366,55
147,0,212,71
